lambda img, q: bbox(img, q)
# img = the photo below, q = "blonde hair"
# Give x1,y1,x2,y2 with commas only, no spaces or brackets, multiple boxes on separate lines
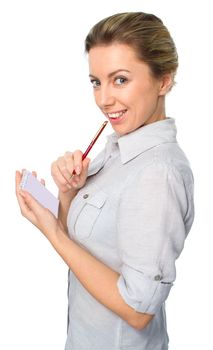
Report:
85,12,178,89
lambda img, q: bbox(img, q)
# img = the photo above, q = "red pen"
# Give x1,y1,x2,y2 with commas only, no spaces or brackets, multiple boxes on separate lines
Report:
72,120,108,175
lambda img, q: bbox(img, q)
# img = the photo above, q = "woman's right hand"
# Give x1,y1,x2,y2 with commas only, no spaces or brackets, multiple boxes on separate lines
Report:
51,150,91,193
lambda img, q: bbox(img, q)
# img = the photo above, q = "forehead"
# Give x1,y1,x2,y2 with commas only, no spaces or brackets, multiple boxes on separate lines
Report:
88,43,149,76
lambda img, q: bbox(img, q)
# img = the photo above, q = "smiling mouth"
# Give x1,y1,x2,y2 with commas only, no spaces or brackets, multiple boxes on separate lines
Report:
106,109,127,119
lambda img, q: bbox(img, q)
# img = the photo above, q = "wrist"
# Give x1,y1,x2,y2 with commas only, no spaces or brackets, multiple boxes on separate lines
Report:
50,225,70,250
59,188,79,202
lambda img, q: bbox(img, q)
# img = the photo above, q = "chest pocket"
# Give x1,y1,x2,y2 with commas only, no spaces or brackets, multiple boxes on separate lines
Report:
73,190,108,241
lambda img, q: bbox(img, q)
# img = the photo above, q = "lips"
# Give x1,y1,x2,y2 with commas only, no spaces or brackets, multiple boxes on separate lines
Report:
105,109,127,124
106,109,127,119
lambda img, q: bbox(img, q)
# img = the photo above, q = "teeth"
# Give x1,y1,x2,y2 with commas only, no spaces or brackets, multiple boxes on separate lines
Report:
108,110,126,119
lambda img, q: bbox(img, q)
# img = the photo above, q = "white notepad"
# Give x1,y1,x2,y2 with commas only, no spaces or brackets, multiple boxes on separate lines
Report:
20,170,59,218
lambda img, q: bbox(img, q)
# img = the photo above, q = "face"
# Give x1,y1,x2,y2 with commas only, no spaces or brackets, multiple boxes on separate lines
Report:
88,43,171,136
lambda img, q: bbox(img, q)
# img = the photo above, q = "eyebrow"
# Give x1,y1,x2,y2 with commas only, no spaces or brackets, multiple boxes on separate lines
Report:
89,69,130,79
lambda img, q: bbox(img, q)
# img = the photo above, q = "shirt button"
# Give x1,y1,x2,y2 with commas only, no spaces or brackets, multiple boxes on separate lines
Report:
83,194,89,199
154,275,163,281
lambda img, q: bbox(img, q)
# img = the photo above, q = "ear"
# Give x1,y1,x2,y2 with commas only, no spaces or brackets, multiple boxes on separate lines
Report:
158,73,174,96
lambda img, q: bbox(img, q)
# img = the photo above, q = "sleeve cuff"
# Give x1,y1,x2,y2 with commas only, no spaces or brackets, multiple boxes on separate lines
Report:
117,265,173,314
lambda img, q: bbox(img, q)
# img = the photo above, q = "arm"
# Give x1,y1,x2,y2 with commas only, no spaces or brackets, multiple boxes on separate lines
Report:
58,189,78,232
51,228,154,330
16,160,194,330
115,163,194,317
16,171,152,330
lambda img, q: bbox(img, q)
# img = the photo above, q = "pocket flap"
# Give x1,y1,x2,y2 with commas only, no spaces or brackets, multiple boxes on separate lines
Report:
85,191,107,208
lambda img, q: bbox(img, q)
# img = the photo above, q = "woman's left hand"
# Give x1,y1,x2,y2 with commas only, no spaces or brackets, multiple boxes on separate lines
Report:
15,170,64,240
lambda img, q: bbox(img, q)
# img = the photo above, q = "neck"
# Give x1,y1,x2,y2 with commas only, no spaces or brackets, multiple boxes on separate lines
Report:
144,95,166,126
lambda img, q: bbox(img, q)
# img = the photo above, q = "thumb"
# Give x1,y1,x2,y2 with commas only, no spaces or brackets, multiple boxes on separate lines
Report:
20,190,45,217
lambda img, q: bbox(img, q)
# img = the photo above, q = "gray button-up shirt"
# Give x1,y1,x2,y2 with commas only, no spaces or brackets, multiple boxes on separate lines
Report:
65,118,194,350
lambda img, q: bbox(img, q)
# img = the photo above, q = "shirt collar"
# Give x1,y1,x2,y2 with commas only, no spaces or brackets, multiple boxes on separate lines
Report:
106,117,177,164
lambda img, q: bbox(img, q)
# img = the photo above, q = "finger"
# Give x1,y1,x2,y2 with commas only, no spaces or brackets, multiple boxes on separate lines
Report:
82,157,91,170
18,191,35,220
32,171,37,178
80,157,91,176
56,163,74,185
52,159,71,184
64,151,78,179
19,189,46,219
72,150,83,175
31,171,45,187
15,172,35,219
51,161,73,191
71,157,90,188
64,151,73,159
15,170,25,196
15,170,22,193
58,156,75,183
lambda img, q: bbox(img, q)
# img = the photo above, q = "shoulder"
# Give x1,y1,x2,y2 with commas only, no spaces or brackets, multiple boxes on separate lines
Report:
153,142,194,189
125,142,194,196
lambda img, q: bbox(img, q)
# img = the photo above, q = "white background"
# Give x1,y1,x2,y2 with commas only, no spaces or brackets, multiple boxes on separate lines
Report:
0,0,212,349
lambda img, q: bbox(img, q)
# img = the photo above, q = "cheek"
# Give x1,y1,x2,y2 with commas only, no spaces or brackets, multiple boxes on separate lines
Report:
135,86,159,107
118,87,137,105
122,83,147,106
93,91,99,105
130,90,159,119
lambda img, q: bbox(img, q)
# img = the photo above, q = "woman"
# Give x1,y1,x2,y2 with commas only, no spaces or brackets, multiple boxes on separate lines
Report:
16,12,194,350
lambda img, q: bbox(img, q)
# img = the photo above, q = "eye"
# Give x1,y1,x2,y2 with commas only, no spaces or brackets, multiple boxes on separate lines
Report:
90,79,100,88
114,77,128,85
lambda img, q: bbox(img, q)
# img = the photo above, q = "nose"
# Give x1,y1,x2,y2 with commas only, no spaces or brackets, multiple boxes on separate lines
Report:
97,85,115,109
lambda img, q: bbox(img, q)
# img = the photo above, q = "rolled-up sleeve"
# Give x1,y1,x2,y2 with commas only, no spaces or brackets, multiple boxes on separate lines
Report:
116,162,194,315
